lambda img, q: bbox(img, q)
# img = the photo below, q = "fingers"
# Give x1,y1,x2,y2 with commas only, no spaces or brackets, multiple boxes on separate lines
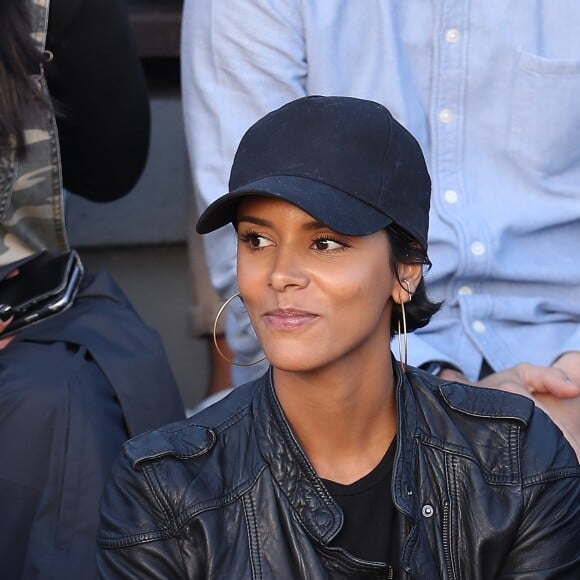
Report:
478,363,580,400
552,351,580,388
0,304,13,322
0,304,15,350
476,364,580,457
519,363,580,399
438,367,472,384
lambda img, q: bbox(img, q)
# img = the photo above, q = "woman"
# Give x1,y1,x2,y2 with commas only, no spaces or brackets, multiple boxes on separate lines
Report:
98,97,579,578
0,1,184,577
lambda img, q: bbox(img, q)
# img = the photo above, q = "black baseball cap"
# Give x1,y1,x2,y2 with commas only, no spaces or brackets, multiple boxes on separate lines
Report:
196,95,431,249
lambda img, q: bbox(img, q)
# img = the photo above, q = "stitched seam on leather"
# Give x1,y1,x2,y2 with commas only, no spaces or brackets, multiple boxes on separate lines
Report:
268,462,336,540
98,530,169,548
99,467,271,549
420,435,522,485
98,466,176,548
522,467,580,486
131,428,217,466
242,494,262,579
509,423,521,478
173,464,270,535
399,524,419,576
439,391,529,425
98,467,174,546
173,534,188,577
445,455,459,580
265,374,336,506
270,395,334,504
211,402,253,433
419,432,474,461
262,381,341,540
143,463,174,526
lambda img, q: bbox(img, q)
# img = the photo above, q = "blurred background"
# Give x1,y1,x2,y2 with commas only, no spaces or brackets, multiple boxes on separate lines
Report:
66,0,207,411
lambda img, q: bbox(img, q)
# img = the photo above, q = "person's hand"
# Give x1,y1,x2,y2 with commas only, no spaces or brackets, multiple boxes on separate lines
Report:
438,354,580,397
0,268,21,350
477,363,580,456
552,351,580,389
478,362,580,399
439,360,580,459
0,304,15,349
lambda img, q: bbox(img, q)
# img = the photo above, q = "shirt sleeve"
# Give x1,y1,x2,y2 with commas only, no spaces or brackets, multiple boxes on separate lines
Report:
181,0,306,298
45,0,150,201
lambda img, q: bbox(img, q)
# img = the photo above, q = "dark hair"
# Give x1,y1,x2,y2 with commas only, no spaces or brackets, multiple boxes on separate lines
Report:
0,1,45,153
386,224,442,336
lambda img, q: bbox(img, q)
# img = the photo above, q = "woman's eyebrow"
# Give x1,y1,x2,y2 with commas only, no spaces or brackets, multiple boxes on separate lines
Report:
303,219,327,231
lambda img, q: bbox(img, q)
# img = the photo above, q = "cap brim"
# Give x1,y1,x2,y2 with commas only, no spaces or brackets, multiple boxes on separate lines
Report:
196,175,393,236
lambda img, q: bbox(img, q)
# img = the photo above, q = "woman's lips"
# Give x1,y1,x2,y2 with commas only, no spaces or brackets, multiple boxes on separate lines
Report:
263,309,318,330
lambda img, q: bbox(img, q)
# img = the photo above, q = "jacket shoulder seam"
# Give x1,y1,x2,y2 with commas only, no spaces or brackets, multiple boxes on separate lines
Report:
172,463,270,535
419,430,525,484
210,401,253,434
522,466,580,486
98,463,270,548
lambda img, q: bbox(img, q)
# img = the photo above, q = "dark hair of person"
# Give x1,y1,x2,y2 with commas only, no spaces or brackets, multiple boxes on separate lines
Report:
386,223,442,336
0,1,45,153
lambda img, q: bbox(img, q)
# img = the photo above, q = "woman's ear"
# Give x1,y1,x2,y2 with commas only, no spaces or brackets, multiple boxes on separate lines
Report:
392,263,422,304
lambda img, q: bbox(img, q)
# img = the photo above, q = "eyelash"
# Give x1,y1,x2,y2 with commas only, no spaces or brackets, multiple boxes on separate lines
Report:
238,229,269,250
311,234,351,252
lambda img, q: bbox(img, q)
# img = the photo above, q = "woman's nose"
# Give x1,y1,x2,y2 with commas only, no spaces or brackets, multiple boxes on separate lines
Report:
269,247,309,291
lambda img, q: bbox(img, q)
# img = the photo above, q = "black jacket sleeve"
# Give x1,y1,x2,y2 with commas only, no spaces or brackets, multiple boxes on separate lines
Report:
45,0,151,201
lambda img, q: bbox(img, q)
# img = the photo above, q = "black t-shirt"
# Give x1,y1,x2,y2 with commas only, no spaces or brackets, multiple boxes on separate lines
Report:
322,438,397,565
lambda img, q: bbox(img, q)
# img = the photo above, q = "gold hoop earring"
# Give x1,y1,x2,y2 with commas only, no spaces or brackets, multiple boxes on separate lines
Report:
396,280,412,374
213,292,267,367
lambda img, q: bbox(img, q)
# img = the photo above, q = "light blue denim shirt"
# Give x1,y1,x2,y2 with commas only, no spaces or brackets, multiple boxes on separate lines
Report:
182,0,580,384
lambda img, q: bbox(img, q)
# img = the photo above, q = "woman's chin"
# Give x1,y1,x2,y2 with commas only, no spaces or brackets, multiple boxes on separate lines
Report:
264,348,329,374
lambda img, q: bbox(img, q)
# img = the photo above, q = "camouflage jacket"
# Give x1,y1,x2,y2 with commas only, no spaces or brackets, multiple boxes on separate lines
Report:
0,0,69,267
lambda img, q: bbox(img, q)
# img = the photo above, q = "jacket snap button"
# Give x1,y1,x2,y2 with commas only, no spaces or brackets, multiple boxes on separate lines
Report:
422,504,434,518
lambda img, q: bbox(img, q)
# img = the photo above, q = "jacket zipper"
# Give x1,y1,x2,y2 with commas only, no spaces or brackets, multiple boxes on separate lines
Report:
387,565,393,579
442,500,455,579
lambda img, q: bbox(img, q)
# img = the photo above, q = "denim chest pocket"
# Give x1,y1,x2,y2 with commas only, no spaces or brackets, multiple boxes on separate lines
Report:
509,50,580,179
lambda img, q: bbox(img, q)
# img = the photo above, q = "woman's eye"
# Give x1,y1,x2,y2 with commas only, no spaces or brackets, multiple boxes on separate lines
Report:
312,237,346,251
241,232,272,249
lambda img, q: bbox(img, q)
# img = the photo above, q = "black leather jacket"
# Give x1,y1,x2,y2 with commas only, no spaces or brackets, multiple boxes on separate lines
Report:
98,368,580,579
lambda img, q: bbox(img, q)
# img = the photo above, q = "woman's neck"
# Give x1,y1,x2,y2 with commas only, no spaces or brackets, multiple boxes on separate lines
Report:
272,356,397,484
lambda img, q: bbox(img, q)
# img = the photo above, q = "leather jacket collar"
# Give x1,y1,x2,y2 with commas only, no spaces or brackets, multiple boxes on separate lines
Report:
254,370,344,543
